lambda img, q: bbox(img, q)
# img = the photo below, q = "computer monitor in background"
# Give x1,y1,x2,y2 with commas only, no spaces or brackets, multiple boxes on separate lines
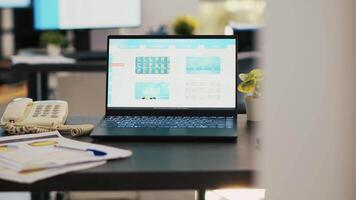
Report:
32,0,141,55
225,22,260,52
33,0,141,30
0,0,30,8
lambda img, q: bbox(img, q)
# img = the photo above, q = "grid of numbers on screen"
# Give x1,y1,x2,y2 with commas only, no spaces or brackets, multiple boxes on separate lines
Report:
135,57,170,74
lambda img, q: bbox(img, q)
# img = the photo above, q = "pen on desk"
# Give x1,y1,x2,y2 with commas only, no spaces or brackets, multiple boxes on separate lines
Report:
54,144,107,156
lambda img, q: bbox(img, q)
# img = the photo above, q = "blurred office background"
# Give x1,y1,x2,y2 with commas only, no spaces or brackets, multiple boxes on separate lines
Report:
0,0,264,199
1,0,355,200
0,0,264,116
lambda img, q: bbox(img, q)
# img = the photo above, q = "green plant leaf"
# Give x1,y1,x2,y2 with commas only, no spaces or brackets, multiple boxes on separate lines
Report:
40,31,66,47
172,16,198,35
238,68,263,95
239,73,248,81
238,79,256,93
250,69,263,81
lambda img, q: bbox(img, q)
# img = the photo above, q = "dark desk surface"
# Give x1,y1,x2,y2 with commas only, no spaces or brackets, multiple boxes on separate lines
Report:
12,61,106,72
0,60,12,72
10,53,257,73
0,115,257,191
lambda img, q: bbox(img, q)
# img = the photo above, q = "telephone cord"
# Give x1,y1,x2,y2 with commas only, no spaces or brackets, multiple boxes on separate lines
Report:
1,123,94,137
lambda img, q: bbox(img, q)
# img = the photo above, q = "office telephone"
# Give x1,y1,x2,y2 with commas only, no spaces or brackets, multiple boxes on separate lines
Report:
0,98,94,136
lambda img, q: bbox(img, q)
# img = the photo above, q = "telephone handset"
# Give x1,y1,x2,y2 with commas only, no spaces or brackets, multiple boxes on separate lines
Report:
0,98,94,137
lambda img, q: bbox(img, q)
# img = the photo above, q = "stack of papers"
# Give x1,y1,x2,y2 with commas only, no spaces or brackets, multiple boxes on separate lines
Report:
0,132,132,183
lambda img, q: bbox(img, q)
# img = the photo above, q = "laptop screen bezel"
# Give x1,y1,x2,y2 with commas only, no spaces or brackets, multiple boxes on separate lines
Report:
105,35,238,116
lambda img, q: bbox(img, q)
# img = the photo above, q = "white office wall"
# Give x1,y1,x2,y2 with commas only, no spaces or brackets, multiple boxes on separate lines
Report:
90,0,199,50
57,72,106,116
260,0,356,200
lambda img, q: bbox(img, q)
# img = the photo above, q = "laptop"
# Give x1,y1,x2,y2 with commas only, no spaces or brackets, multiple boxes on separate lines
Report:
91,35,238,141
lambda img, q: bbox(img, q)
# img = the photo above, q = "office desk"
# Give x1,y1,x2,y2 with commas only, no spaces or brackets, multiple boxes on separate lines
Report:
0,115,257,200
12,61,106,101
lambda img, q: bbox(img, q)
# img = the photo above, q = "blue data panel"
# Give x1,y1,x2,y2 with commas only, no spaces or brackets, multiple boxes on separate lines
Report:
186,57,221,74
111,39,235,49
135,57,170,74
135,82,169,100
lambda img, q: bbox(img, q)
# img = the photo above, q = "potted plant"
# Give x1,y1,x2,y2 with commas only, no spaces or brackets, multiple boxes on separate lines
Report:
40,31,66,56
172,15,199,35
238,69,263,121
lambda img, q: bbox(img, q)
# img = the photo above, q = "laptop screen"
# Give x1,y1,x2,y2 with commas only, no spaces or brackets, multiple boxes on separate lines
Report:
107,37,237,110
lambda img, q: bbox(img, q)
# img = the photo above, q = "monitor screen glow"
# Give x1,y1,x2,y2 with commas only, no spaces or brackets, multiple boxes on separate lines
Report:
34,0,141,30
107,38,237,109
0,0,30,8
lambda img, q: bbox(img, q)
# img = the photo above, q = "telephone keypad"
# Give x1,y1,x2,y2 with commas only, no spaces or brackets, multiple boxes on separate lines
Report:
32,104,61,118
36,105,44,109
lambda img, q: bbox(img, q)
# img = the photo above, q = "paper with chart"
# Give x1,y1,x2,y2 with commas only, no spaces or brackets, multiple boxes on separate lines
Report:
0,131,132,183
0,131,132,172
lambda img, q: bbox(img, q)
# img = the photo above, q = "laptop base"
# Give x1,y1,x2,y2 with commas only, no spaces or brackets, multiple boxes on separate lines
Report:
91,121,237,142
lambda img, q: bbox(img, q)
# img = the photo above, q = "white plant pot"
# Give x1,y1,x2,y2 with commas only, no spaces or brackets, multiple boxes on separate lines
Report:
245,96,262,121
47,44,61,56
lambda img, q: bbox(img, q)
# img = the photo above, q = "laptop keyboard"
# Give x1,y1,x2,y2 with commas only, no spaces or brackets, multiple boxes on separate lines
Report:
102,116,235,129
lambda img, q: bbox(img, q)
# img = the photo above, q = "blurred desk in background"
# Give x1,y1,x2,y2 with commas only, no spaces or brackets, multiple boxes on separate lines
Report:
0,60,27,104
12,61,106,101
0,60,11,71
